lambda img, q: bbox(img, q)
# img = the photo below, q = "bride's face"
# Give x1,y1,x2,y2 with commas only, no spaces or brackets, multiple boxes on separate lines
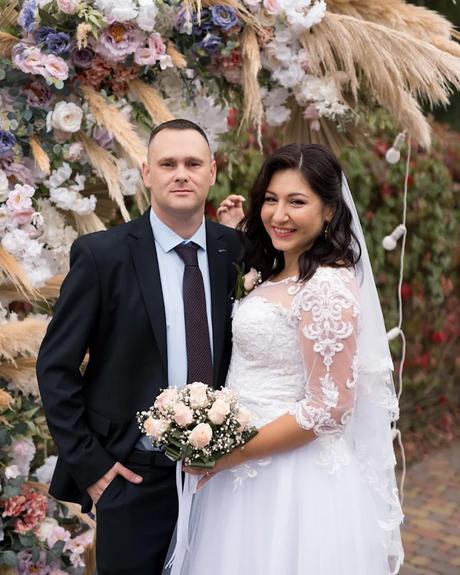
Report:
261,169,333,260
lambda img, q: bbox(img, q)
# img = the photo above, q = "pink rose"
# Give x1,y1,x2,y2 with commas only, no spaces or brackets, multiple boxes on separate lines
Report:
236,406,252,431
263,0,281,15
208,398,230,425
64,142,85,162
134,47,158,66
148,33,166,56
243,268,259,292
144,417,169,440
57,0,80,14
154,388,178,411
44,55,69,81
188,382,209,409
189,423,213,449
173,403,194,427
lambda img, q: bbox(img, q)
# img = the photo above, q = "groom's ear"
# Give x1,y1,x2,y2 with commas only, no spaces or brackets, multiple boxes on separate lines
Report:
210,158,217,186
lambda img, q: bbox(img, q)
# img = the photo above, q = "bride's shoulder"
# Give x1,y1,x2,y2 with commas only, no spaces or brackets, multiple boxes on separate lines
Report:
311,264,356,285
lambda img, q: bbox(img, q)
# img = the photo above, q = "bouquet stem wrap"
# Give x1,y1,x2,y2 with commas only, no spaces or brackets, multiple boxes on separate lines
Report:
166,460,199,575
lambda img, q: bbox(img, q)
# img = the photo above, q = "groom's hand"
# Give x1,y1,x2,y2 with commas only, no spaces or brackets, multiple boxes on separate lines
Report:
87,461,143,504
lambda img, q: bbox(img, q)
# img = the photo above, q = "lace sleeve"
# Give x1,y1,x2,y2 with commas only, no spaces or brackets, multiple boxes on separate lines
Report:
290,268,360,436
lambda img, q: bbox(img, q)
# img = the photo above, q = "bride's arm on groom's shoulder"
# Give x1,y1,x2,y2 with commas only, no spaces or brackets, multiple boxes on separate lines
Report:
199,274,360,477
36,237,117,495
216,194,246,228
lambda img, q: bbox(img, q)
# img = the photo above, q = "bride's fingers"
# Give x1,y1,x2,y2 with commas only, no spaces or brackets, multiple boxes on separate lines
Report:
197,472,215,490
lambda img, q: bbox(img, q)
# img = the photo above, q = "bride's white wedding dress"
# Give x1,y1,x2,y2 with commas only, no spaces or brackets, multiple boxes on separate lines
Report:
178,266,404,575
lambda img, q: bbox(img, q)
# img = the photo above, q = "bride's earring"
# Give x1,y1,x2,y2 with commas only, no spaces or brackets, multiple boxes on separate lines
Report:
324,222,330,239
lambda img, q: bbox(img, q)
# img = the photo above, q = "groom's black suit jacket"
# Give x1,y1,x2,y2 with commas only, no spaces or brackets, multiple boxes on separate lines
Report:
36,210,242,512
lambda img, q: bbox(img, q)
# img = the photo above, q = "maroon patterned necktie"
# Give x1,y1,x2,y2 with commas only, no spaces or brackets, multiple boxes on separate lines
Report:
174,242,214,386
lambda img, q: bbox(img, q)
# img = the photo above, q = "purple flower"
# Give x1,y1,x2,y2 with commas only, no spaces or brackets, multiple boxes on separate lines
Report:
175,8,213,36
71,46,95,69
210,6,239,31
34,26,54,44
199,33,223,54
95,23,145,63
18,0,38,33
0,131,16,156
45,31,71,55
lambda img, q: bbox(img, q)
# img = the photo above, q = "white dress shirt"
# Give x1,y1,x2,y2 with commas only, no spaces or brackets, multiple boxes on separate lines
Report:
136,207,213,450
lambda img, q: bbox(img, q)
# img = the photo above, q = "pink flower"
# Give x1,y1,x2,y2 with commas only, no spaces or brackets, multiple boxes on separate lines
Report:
9,437,36,475
144,417,169,440
134,47,158,66
148,33,166,56
64,142,85,162
235,406,251,431
154,388,178,411
173,403,194,427
263,0,281,15
243,268,259,292
188,382,209,409
189,423,213,449
2,485,47,534
95,23,145,63
208,398,230,425
57,0,80,14
6,184,34,212
43,54,69,80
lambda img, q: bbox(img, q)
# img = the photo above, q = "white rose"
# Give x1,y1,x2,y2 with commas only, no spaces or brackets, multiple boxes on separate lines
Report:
0,170,9,202
207,398,230,425
5,465,21,479
50,102,83,133
35,517,59,542
144,416,169,440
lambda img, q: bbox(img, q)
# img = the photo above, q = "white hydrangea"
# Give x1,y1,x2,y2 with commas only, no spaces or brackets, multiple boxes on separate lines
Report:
294,75,349,119
137,0,158,31
118,160,141,196
279,0,327,33
94,0,138,22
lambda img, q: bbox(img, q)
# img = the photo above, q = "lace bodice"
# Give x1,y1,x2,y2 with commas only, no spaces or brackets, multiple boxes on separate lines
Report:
226,266,360,436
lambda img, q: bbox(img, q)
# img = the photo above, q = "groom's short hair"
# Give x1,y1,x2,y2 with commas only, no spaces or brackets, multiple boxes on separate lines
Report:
148,119,210,149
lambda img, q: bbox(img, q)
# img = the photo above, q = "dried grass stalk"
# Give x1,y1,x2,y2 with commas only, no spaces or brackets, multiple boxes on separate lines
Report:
240,27,263,146
70,211,107,235
0,317,49,363
0,30,19,58
129,80,175,125
167,42,188,68
0,356,39,397
0,247,37,301
77,132,130,222
304,12,460,147
29,136,51,175
327,0,458,47
81,85,147,168
0,274,65,302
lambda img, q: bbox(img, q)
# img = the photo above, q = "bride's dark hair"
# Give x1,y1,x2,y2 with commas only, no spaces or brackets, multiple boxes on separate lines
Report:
239,143,361,282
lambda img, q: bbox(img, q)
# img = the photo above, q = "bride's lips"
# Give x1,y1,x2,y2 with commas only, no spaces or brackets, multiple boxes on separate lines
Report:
271,226,296,239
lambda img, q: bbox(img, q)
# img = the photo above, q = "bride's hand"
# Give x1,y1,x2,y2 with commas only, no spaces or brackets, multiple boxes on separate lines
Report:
184,449,245,489
216,194,246,229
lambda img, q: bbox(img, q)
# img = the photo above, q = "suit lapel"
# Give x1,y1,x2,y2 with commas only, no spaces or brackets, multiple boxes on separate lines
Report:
128,211,168,377
206,221,229,387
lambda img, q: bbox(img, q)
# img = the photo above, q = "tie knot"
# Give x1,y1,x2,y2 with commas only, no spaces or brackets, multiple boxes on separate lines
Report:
175,242,199,267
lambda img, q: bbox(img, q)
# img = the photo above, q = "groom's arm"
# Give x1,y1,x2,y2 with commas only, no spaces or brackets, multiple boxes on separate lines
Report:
36,236,116,492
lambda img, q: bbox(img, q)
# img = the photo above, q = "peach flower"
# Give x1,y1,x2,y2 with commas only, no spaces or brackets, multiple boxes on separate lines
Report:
188,382,209,409
189,423,213,449
144,417,169,440
208,398,230,425
236,406,252,431
154,388,178,411
173,403,194,427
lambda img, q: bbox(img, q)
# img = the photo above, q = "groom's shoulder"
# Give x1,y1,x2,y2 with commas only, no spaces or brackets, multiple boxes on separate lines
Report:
72,212,147,252
206,219,242,254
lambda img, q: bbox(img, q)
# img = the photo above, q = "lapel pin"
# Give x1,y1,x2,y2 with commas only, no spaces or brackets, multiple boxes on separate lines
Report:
218,248,227,253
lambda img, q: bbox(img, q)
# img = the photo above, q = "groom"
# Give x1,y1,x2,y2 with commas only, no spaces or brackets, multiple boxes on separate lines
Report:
36,119,242,575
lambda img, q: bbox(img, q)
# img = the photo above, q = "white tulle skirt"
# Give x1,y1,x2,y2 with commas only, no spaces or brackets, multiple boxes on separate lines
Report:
175,438,392,575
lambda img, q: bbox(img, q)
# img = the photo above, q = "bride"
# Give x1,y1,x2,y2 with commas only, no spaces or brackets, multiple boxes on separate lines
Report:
173,144,404,575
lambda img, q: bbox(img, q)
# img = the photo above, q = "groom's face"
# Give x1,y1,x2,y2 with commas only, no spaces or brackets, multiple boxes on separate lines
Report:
142,129,217,222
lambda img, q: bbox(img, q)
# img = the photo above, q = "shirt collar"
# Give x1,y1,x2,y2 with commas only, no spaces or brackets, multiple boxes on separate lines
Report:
149,207,207,253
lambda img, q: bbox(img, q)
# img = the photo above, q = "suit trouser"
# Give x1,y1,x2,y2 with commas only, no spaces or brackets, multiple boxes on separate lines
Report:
95,450,178,575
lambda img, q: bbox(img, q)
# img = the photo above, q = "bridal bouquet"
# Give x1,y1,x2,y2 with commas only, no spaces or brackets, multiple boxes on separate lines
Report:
137,383,257,469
